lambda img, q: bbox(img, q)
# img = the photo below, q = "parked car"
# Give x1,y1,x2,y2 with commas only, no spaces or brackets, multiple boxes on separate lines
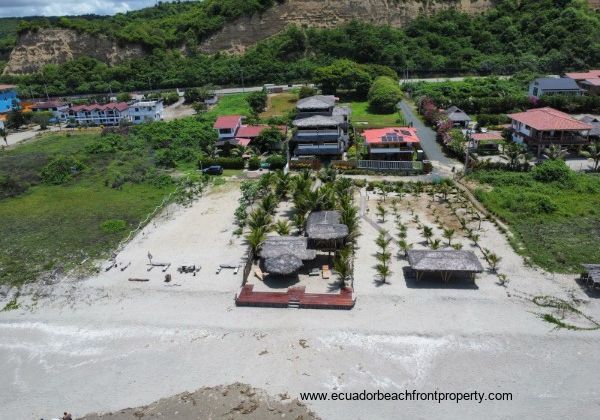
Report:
202,165,223,175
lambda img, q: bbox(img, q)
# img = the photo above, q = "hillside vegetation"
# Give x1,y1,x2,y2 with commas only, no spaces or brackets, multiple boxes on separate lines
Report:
1,0,599,96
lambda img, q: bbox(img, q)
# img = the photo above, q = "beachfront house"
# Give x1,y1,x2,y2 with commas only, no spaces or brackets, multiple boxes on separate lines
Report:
0,84,19,114
290,95,350,159
362,127,422,161
528,77,582,99
66,102,130,126
445,106,471,128
129,100,164,125
508,107,592,157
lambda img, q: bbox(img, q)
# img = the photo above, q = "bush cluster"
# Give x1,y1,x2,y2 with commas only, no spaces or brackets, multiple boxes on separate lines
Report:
199,157,244,170
367,76,403,114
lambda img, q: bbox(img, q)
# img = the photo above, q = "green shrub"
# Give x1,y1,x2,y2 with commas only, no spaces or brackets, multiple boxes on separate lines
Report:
198,157,244,169
249,157,261,170
40,156,84,185
100,219,128,234
368,76,403,114
266,155,286,170
532,160,571,184
0,174,29,199
154,149,177,168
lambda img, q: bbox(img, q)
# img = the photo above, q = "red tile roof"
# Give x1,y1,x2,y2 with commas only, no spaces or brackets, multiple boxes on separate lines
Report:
70,102,129,112
213,115,242,130
565,70,600,80
584,78,600,87
234,138,252,147
363,127,420,145
471,131,504,142
508,107,593,131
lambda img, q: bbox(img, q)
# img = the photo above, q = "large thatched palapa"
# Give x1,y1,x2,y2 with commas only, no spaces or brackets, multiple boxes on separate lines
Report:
260,236,317,261
407,249,484,282
305,211,348,250
264,254,304,275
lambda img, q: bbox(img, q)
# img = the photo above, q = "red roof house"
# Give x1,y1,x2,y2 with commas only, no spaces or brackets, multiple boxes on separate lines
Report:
213,115,243,130
507,107,592,156
362,127,421,161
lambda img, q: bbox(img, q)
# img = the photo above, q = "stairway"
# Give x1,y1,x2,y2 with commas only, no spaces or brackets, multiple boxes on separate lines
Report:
288,298,300,309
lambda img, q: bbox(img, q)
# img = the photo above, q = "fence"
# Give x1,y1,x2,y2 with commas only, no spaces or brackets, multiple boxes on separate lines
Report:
357,160,424,171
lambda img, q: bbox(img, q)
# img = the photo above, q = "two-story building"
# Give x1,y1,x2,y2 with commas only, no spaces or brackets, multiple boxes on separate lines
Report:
30,101,69,121
290,95,350,159
508,107,592,157
0,84,19,114
212,115,287,149
66,102,130,126
528,77,582,99
129,100,164,125
362,127,422,161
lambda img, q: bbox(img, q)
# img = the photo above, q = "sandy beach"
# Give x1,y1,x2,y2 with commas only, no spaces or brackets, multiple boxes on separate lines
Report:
1,180,599,419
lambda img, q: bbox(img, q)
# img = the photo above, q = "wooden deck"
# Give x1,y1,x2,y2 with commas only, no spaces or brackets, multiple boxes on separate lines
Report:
235,284,355,310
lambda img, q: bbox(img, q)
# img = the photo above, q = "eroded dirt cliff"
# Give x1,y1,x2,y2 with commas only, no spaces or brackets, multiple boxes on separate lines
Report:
3,29,145,74
199,0,494,53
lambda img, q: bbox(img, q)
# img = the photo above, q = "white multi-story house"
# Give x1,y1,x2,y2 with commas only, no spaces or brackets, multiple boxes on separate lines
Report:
129,100,164,125
66,103,130,126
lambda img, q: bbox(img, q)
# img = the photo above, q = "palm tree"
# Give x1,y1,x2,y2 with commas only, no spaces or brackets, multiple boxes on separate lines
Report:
248,208,272,231
340,203,360,245
260,193,279,215
471,233,480,246
544,144,568,161
376,201,387,223
487,252,502,272
581,141,600,171
430,238,442,250
442,228,455,245
397,239,412,257
334,246,353,288
274,220,291,236
502,142,526,169
247,227,267,258
451,243,463,250
274,171,290,199
422,225,433,245
375,230,392,284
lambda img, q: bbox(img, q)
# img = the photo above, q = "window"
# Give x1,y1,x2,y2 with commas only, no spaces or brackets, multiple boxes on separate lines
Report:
532,87,538,96
135,116,140,121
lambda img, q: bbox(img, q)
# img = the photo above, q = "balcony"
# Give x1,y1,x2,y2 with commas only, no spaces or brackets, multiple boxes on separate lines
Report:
295,143,343,156
293,130,341,142
526,134,589,145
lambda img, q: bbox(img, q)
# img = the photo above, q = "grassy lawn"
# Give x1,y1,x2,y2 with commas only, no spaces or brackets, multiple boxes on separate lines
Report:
206,93,252,118
0,132,174,286
469,170,600,273
260,92,298,119
347,101,406,130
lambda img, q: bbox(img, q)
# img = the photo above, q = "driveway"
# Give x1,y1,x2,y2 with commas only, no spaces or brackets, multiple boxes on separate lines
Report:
2,125,63,148
397,100,456,167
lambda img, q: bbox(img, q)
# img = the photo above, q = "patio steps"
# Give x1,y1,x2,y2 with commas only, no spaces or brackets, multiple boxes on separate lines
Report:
235,284,355,310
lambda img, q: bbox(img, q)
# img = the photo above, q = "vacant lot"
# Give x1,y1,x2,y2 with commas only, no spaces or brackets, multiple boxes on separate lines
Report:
0,132,174,287
206,93,252,118
469,169,600,273
260,92,298,119
347,101,405,129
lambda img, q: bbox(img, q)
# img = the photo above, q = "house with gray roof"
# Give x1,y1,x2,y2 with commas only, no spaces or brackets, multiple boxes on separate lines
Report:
290,95,351,159
528,77,582,99
579,115,600,139
445,106,472,128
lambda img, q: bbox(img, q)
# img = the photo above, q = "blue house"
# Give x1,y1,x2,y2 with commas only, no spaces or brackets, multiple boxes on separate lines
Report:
0,84,19,114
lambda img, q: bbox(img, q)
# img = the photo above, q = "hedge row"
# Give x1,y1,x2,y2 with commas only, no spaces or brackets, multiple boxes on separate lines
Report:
198,157,244,169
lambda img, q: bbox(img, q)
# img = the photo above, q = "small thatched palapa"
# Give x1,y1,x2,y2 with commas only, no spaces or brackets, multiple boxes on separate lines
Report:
306,211,349,240
582,264,600,283
264,254,303,275
260,236,316,261
407,249,484,282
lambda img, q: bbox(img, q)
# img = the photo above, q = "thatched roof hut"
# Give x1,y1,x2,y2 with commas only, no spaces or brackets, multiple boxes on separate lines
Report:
264,254,303,275
407,249,484,282
260,236,316,261
582,264,600,287
305,211,349,250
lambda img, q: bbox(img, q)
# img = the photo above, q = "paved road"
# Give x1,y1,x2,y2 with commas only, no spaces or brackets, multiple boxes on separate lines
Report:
399,75,512,84
397,100,455,166
2,125,63,148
